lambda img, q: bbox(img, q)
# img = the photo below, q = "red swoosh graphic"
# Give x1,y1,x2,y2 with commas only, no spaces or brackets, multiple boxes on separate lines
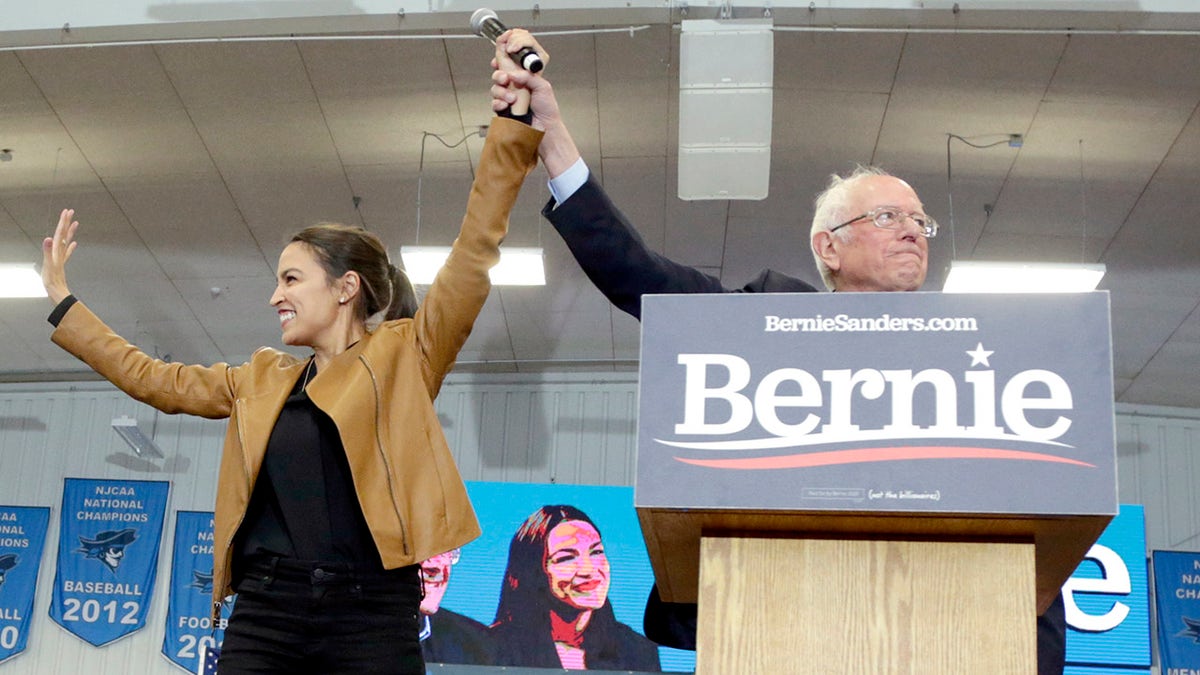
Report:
674,446,1095,470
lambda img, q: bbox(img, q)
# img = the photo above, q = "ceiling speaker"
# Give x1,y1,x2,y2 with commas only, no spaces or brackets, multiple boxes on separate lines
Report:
678,19,773,201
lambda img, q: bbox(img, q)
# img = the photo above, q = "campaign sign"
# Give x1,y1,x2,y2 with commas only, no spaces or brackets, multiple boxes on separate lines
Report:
0,506,50,664
636,292,1117,515
1152,549,1200,672
162,511,229,673
50,478,169,646
1063,504,1150,668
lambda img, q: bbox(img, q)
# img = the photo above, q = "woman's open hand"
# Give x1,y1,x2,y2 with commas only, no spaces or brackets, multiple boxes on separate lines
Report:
42,208,78,304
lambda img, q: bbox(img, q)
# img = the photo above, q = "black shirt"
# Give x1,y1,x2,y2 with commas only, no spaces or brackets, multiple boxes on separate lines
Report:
234,359,383,573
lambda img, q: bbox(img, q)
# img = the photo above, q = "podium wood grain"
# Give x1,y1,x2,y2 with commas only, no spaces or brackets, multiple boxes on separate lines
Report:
695,537,1035,674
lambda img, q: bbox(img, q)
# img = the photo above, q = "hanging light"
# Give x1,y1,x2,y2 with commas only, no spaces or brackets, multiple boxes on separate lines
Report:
0,264,46,298
111,416,165,458
407,130,545,287
400,246,545,286
941,135,1104,294
943,261,1106,293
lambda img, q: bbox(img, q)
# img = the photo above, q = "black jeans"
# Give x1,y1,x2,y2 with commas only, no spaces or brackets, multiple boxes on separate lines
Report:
219,557,424,675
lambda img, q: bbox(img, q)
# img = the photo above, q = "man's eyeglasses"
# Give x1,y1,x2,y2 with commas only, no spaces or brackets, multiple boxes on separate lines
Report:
829,208,939,238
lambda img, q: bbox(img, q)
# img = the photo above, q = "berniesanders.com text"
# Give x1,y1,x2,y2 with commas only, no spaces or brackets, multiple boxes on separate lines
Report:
764,313,978,333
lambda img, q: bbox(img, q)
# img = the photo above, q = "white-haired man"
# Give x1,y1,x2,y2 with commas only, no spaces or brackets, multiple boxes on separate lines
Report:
490,30,1066,675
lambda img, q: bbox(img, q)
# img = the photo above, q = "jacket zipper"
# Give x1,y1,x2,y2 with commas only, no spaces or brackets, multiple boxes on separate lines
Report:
359,356,410,556
212,398,253,623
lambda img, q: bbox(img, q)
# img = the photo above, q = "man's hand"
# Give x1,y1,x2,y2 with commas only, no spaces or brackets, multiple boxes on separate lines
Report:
491,29,547,118
41,208,78,305
490,29,580,178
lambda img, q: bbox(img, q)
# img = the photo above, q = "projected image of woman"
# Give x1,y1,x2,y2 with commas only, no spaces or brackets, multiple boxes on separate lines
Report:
490,505,661,671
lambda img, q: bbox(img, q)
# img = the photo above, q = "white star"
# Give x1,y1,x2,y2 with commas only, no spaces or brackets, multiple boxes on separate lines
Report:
966,342,994,367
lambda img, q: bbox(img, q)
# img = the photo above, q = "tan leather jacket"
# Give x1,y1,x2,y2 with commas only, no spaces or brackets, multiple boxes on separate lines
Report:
51,118,543,619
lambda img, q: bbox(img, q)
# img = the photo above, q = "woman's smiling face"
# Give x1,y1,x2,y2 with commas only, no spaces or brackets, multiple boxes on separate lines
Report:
544,519,610,611
270,241,341,348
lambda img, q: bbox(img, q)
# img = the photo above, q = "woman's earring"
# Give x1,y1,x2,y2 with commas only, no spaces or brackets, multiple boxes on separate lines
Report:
339,296,347,305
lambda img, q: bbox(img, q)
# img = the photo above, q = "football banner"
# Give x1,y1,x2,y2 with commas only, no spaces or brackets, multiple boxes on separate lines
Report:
49,478,170,646
163,511,229,673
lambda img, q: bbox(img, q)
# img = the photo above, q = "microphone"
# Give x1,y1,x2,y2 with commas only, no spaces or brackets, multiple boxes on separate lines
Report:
470,8,544,73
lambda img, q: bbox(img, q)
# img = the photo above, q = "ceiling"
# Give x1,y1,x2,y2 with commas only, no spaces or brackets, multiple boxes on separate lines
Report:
0,9,1198,409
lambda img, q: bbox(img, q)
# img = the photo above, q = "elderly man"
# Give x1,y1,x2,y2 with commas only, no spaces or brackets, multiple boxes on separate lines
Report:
418,548,495,665
491,30,1066,675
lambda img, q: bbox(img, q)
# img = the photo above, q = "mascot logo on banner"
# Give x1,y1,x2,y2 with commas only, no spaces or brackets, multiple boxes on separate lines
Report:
0,506,51,665
163,511,229,673
50,478,169,647
77,528,138,573
0,555,17,588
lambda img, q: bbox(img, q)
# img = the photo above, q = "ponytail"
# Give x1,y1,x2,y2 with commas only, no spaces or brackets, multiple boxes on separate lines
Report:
385,264,418,321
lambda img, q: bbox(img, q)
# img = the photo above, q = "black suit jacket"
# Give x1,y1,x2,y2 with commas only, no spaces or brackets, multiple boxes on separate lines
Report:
544,172,1069,675
543,174,819,319
420,608,496,665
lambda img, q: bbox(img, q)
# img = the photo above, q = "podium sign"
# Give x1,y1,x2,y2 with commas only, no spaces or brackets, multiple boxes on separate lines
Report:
636,291,1117,616
637,291,1116,513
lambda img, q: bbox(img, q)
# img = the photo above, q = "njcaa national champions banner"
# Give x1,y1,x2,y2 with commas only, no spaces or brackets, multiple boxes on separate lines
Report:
1152,549,1200,671
163,511,229,673
0,506,50,665
50,478,169,646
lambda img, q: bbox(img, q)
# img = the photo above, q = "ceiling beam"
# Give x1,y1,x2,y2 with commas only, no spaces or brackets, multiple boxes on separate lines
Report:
6,1,1200,50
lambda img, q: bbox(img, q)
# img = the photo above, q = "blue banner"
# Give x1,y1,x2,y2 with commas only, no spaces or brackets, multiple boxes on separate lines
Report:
1153,549,1200,672
0,506,50,665
50,478,170,646
162,511,229,673
1064,504,1150,668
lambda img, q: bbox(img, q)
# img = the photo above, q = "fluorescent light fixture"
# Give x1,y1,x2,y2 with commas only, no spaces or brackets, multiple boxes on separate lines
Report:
111,416,165,458
943,261,1106,293
400,246,546,286
0,264,46,298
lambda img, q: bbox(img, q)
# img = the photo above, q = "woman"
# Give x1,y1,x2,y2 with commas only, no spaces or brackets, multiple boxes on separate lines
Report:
40,49,545,673
490,505,661,671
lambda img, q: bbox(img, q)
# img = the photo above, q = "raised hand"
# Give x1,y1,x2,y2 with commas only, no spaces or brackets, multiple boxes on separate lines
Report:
42,208,78,304
489,30,580,178
490,29,550,124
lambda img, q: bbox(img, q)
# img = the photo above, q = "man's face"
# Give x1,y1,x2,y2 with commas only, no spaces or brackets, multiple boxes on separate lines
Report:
818,175,929,292
420,549,459,615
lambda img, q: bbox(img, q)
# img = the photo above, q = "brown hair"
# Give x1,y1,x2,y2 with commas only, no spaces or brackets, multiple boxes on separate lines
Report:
290,223,418,322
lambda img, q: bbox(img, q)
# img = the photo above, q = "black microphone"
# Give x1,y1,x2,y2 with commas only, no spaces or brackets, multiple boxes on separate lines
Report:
470,8,544,73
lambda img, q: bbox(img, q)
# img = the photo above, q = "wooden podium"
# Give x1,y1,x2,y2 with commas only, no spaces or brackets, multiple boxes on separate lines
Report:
635,292,1118,674
637,507,1110,673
